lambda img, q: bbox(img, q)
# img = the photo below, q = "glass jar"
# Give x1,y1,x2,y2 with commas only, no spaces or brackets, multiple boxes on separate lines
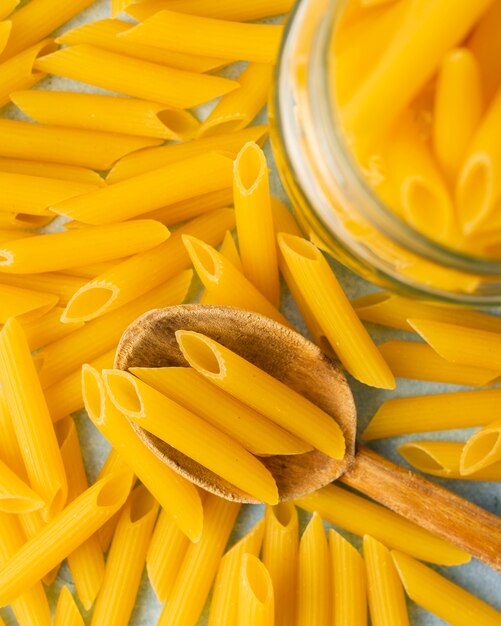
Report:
270,0,501,305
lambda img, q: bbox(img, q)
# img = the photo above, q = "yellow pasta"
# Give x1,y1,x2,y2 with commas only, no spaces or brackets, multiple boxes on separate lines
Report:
53,153,233,226
120,11,284,64
208,519,265,626
56,19,226,73
297,513,330,626
104,369,279,504
177,329,345,459
468,0,501,104
0,392,24,478
219,230,243,273
262,503,298,626
200,63,273,137
0,272,87,306
0,119,160,169
147,507,190,602
295,484,470,565
183,236,291,327
0,211,53,230
0,220,169,275
20,306,83,352
156,493,240,626
91,486,158,626
234,142,280,306
131,367,310,456
0,21,11,56
39,271,192,389
329,529,367,626
0,284,57,323
35,44,238,109
0,229,34,244
57,417,105,610
238,554,274,626
363,536,410,626
0,457,45,513
398,440,501,481
62,209,234,323
11,90,200,140
363,388,501,440
278,234,395,389
53,587,84,626
62,260,119,279
0,318,67,520
461,419,501,475
0,472,130,606
0,0,18,21
392,550,501,625
0,157,105,186
378,340,500,386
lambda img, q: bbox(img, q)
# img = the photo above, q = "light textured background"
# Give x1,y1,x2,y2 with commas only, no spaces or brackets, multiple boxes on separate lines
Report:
1,1,500,624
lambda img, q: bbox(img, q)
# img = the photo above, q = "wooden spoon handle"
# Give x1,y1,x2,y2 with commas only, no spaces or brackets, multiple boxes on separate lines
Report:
340,444,501,571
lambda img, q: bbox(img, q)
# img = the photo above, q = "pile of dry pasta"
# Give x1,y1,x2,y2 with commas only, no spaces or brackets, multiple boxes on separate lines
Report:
0,0,500,625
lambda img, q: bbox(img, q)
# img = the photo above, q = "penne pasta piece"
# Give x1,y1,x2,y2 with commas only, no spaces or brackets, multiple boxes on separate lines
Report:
0,472,130,606
104,369,279,504
433,48,483,182
38,271,192,389
35,44,237,109
219,230,243,272
11,90,200,141
0,392,24,479
20,307,83,352
461,419,501,475
0,157,105,186
0,272,87,306
53,153,233,225
392,550,501,625
0,318,67,520
200,63,273,137
468,0,501,104
182,236,291,327
297,513,330,626
62,260,120,279
0,220,169,274
54,587,84,626
120,11,284,64
0,0,18,20
278,233,395,389
295,484,470,565
363,388,501,440
127,0,293,22
234,142,280,306
57,417,106,610
378,340,500,386
238,554,274,626
106,125,267,183
56,19,226,73
177,330,345,459
0,39,56,107
62,209,234,323
363,536,410,626
156,493,240,626
111,0,131,17
0,458,44,513
131,367,311,456
91,485,158,626
329,529,367,626
0,229,34,244
0,21,12,56
399,440,501,481
208,518,265,626
0,211,53,230
0,119,161,169
82,365,203,542
0,284,57,323
262,503,298,626
147,507,190,602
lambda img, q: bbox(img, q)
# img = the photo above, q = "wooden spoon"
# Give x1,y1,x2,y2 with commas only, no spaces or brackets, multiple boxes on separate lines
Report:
116,304,501,571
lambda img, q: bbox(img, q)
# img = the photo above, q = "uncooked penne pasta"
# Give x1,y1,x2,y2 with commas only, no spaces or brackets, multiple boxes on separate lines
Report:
0,229,34,244
91,486,158,626
0,272,87,306
278,234,395,389
234,142,280,306
0,392,24,479
53,153,233,225
0,220,168,275
0,157,105,186
219,230,243,272
82,365,203,542
392,550,501,625
104,369,279,504
0,21,11,56
130,367,311,456
0,458,44,513
20,306,83,352
0,0,18,20
35,45,238,109
120,11,284,64
262,503,298,626
53,587,84,626
156,494,240,626
176,330,345,459
11,91,200,140
0,119,161,169
461,420,501,475
468,0,501,104
0,284,57,323
238,554,274,626
295,484,470,565
0,211,53,230
364,536,410,626
0,318,67,520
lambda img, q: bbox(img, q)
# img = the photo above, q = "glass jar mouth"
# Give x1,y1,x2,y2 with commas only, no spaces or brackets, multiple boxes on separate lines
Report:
275,0,501,277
